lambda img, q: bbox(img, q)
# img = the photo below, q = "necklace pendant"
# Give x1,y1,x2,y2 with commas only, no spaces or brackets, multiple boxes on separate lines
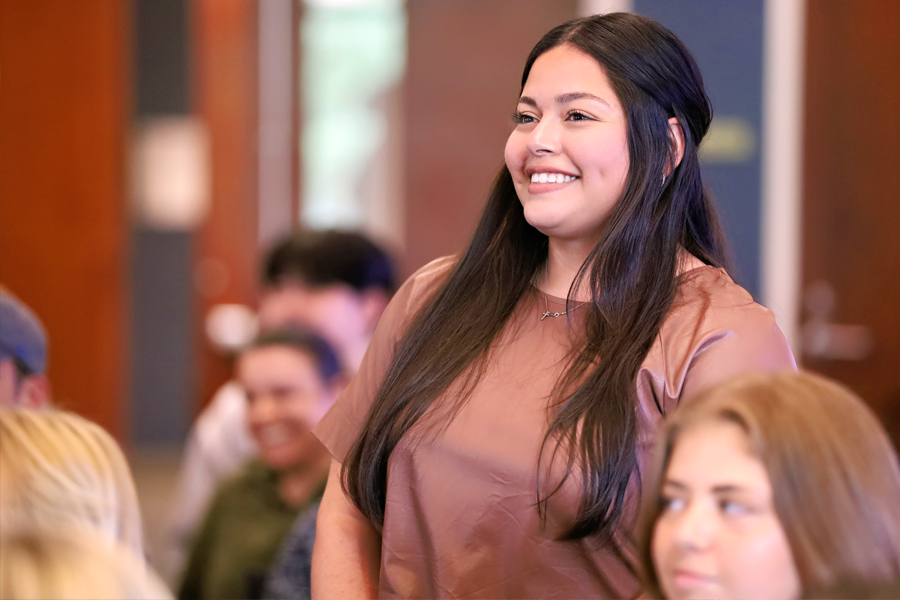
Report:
539,290,586,322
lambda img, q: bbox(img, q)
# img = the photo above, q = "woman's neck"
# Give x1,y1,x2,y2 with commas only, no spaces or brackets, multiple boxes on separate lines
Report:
540,239,706,300
540,237,597,300
277,450,331,508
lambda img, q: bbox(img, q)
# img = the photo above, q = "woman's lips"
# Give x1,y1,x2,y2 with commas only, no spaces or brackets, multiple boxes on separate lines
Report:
671,569,717,591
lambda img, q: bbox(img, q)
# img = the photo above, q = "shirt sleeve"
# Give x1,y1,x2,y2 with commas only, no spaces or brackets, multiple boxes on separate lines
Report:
679,302,797,400
313,256,454,462
638,267,798,416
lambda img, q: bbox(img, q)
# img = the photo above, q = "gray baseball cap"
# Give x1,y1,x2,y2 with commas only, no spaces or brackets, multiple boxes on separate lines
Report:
0,289,47,375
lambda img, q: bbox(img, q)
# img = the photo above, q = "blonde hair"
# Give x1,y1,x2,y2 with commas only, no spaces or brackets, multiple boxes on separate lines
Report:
0,528,172,600
639,371,900,597
0,409,143,557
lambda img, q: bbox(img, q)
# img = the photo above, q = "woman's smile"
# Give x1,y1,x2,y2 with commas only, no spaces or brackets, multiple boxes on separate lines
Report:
526,168,580,193
671,568,718,593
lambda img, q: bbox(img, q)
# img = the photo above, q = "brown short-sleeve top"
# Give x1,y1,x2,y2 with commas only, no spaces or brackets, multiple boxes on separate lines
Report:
315,256,796,599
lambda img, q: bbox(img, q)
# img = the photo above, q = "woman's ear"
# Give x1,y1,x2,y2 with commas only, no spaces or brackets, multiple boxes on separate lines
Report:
666,117,686,175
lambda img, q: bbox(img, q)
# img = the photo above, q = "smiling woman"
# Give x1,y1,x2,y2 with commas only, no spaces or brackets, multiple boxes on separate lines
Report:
311,12,796,599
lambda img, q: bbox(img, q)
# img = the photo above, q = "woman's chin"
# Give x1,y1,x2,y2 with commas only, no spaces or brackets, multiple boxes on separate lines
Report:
522,210,567,238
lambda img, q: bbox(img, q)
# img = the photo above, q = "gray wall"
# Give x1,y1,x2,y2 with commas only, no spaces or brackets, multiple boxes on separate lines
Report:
130,0,194,446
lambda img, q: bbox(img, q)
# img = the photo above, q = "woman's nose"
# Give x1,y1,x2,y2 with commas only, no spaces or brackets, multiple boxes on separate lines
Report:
525,118,560,155
672,501,715,551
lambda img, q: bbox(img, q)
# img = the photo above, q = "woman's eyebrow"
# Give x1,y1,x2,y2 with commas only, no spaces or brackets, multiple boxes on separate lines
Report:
516,92,612,108
711,484,748,494
661,479,688,491
557,92,611,107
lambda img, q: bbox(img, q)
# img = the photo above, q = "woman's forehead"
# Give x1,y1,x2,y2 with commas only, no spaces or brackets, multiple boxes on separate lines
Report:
520,45,620,108
666,419,765,485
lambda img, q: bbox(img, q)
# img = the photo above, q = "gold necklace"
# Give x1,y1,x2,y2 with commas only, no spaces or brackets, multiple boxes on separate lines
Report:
540,293,588,321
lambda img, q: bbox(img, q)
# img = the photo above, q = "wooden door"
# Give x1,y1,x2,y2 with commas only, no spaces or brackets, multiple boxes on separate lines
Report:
0,0,128,439
801,0,900,445
192,0,262,410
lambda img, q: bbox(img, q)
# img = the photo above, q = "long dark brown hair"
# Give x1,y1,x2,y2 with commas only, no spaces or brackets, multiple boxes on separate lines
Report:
343,12,728,542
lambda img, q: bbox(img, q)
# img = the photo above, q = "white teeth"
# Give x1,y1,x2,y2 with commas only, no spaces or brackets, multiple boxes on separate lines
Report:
530,173,576,183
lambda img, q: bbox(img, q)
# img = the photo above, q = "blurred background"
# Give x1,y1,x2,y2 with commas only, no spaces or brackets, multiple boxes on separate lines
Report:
1,0,898,578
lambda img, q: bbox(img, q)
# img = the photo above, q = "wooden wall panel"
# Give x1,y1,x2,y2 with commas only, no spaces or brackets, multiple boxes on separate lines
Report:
403,0,578,276
0,0,129,438
192,0,260,410
802,0,900,442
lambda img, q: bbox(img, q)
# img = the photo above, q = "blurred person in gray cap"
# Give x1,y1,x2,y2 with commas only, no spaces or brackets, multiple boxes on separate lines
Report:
0,287,51,408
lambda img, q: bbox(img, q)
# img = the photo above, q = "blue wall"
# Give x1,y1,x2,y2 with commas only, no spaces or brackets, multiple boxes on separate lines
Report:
634,0,764,296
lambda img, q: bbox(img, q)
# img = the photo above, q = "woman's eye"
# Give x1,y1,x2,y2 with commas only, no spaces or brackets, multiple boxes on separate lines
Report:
567,110,592,121
660,495,686,512
512,111,536,125
720,500,751,516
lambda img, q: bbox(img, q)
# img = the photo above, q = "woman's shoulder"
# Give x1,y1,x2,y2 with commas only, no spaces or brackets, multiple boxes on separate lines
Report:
405,254,457,291
390,255,458,318
640,263,796,410
664,264,794,362
355,254,458,368
674,264,778,330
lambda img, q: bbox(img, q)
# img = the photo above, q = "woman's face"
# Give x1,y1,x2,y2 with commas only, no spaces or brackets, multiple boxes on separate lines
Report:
652,420,801,600
504,44,630,246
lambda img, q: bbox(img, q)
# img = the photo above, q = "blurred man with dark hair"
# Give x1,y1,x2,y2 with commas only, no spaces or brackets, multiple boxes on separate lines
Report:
0,288,51,408
257,230,396,372
167,230,395,580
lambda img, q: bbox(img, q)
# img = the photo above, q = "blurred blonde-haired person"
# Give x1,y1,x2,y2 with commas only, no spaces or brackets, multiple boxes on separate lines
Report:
0,408,144,558
0,528,171,600
640,371,900,600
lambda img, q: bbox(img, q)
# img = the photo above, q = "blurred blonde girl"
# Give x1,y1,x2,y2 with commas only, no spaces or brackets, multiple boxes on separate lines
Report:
0,408,144,557
0,528,171,600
